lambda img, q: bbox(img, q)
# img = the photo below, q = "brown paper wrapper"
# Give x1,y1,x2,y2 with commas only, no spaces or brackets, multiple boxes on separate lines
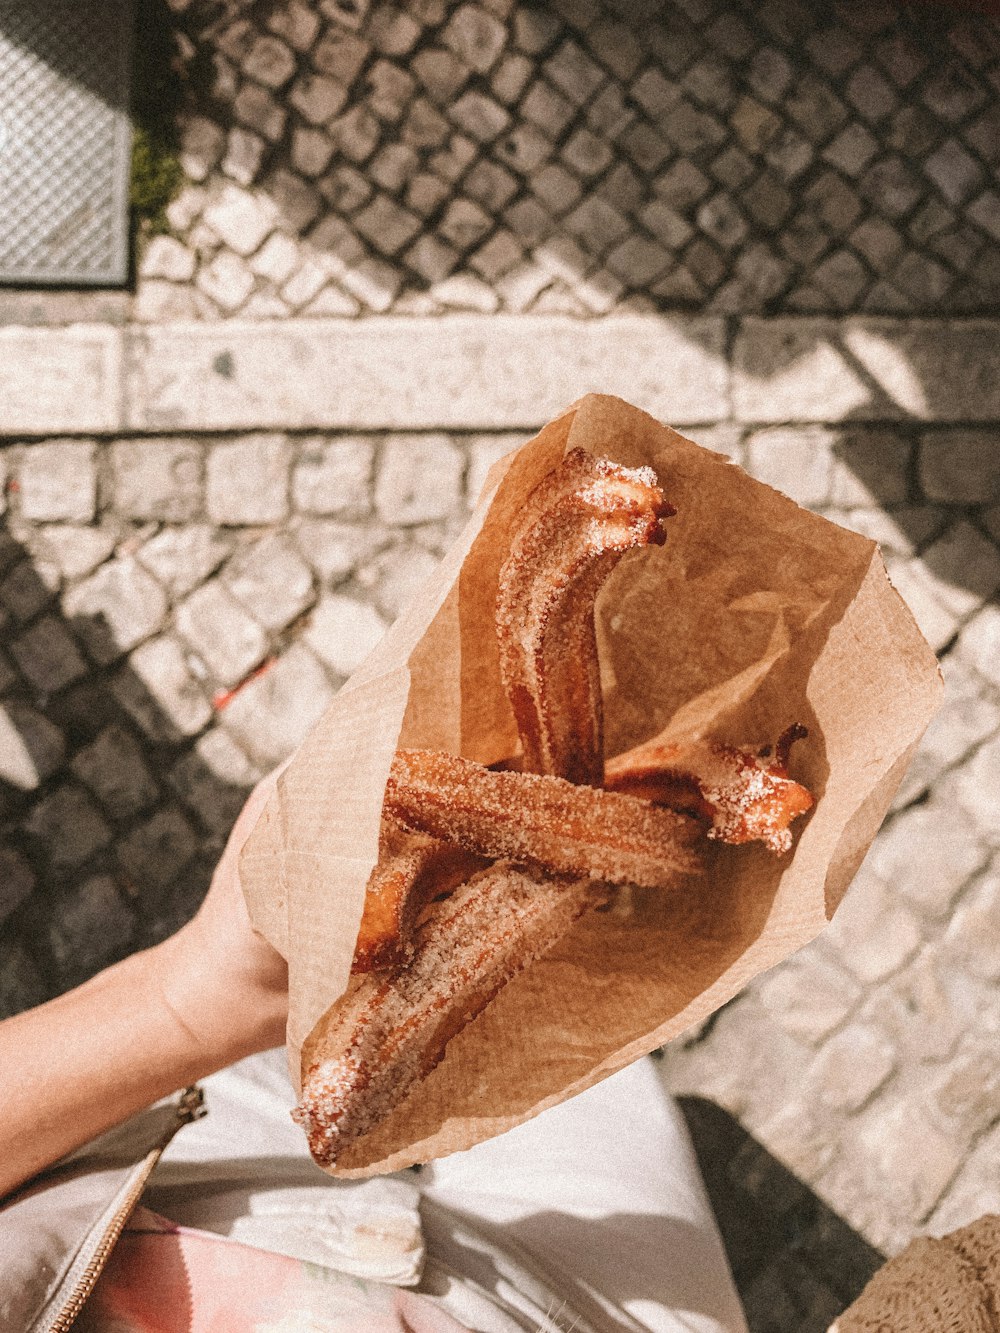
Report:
240,393,942,1177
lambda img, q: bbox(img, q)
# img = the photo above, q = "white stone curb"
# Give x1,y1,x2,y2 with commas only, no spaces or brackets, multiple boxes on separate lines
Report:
1,316,998,436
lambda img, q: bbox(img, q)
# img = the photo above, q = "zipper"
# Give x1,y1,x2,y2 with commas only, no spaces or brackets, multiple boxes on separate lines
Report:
43,1086,205,1333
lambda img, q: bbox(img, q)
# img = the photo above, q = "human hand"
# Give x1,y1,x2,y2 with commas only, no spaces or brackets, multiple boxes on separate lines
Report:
0,765,293,1197
156,765,290,1065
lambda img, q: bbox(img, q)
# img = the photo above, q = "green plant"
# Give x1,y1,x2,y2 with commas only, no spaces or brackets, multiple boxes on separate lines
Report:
129,0,184,241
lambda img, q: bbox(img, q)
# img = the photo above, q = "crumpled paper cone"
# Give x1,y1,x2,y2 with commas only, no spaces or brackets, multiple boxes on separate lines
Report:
240,393,942,1177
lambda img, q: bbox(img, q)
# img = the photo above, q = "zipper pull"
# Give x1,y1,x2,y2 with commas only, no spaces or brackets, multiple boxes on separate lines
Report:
177,1085,206,1123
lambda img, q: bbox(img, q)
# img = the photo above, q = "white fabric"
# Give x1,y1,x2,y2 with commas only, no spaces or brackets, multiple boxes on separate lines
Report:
142,1050,746,1333
144,1048,425,1284
420,1059,748,1333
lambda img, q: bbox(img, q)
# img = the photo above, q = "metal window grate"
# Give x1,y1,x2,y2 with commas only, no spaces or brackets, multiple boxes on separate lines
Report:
0,0,134,286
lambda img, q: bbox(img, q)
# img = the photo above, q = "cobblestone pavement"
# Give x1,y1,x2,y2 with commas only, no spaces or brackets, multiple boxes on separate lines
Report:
123,0,1000,322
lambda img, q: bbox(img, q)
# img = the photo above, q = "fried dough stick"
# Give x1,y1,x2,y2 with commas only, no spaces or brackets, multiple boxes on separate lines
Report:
605,725,814,854
352,823,487,972
496,448,672,787
296,862,607,1167
385,748,702,891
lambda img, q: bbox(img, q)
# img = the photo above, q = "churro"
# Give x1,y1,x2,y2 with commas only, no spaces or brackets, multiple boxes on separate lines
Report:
352,824,487,972
496,448,672,786
296,863,606,1166
385,747,701,890
606,725,814,854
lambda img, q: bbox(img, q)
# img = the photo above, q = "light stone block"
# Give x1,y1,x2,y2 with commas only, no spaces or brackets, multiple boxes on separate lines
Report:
879,950,973,1065
206,435,291,524
137,525,233,600
130,315,729,431
806,1024,896,1111
955,604,1000,690
222,533,315,631
375,434,465,524
0,700,64,790
466,433,520,507
176,581,269,688
943,862,1000,982
940,732,1000,845
365,544,440,619
0,328,122,435
38,526,115,580
895,655,999,809
292,437,374,517
62,558,168,664
734,319,1000,422
824,870,922,985
854,1095,965,1223
110,438,203,522
139,235,197,283
442,4,506,72
19,442,98,523
292,520,382,583
304,593,387,677
127,635,215,738
883,554,961,653
196,252,256,312
931,1040,1000,1148
755,953,861,1045
868,796,988,918
744,426,834,505
221,644,335,765
929,1121,1000,1237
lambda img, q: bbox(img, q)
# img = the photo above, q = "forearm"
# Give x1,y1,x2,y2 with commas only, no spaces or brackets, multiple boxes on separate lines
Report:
0,929,281,1199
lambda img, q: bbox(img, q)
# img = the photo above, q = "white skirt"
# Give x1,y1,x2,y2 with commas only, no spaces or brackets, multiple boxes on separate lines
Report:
144,1049,748,1333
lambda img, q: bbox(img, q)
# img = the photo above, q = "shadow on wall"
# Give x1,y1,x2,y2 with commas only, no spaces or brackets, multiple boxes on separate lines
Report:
676,1094,885,1331
148,0,1000,317
0,529,260,1017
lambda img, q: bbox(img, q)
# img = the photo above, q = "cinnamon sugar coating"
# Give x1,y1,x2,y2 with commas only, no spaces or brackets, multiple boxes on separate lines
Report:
385,748,701,890
295,863,606,1167
605,726,814,854
352,822,487,972
496,448,672,787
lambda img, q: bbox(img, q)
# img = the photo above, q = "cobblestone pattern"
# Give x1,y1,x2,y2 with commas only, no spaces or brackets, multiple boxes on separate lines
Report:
1,424,998,1299
133,0,1000,321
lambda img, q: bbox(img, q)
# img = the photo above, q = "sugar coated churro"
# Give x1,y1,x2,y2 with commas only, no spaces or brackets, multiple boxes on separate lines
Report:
296,863,606,1166
495,448,672,787
606,725,814,854
352,824,487,972
385,747,701,890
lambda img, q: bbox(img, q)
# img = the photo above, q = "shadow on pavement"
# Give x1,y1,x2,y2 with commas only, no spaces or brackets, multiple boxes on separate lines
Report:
0,530,258,1017
676,1094,885,1332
